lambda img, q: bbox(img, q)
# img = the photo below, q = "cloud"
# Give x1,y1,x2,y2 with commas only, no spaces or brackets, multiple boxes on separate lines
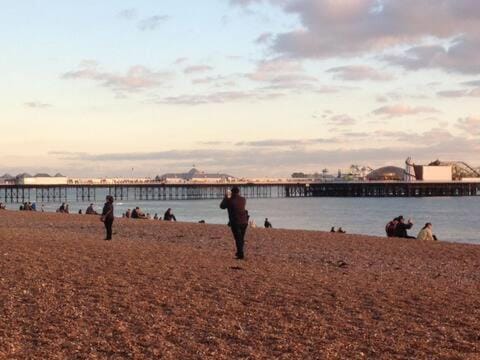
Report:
373,104,440,118
384,37,480,74
62,61,171,93
157,90,282,105
340,131,369,138
239,1,480,74
327,65,393,81
247,58,319,91
197,141,230,146
457,116,480,136
174,57,188,65
183,65,213,74
463,80,480,87
230,0,288,7
24,102,52,109
437,88,480,98
255,32,273,44
138,15,169,31
235,138,337,147
328,114,356,126
191,75,237,87
230,0,260,5
118,8,137,20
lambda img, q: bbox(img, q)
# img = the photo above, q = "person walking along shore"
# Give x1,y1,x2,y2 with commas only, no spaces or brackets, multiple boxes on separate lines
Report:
220,187,248,260
101,195,114,240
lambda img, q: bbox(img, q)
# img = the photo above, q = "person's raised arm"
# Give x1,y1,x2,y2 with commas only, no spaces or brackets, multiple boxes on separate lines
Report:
220,196,229,209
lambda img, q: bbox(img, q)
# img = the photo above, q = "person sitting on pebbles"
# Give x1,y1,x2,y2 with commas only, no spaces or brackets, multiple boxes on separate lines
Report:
164,208,177,221
417,223,438,241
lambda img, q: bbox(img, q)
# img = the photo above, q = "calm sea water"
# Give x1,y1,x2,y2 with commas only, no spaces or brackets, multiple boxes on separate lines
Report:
32,195,480,245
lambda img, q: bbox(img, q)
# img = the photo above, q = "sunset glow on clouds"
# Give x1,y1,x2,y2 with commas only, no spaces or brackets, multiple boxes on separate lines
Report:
0,0,479,177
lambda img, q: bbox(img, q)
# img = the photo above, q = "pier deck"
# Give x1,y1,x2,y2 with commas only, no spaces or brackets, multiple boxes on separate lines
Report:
0,181,479,203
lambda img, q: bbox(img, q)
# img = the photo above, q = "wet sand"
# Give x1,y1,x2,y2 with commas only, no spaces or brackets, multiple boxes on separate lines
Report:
0,211,479,359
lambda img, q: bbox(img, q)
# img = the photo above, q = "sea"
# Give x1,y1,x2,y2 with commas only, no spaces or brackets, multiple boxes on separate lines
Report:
30,194,480,245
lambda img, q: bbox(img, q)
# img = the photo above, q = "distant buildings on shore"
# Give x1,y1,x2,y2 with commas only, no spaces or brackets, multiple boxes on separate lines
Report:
2,160,480,186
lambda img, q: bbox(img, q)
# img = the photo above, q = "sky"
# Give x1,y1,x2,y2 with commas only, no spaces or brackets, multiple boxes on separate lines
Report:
1,0,479,177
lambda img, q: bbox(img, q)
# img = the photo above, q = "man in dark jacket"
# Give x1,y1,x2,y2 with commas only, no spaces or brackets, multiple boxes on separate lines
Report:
101,195,114,240
220,187,248,259
394,216,415,239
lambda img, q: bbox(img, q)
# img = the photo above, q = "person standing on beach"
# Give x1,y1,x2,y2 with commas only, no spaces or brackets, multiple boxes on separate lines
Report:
220,187,248,260
101,195,114,241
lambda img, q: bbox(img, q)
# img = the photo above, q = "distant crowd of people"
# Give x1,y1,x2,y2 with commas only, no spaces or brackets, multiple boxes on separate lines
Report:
386,216,438,241
19,202,37,211
119,207,178,221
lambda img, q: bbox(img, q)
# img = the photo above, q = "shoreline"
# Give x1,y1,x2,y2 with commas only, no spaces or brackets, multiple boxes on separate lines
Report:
2,207,478,246
1,211,479,358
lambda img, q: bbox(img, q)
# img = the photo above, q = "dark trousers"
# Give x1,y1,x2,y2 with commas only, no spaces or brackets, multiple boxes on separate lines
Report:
104,218,113,240
230,223,247,257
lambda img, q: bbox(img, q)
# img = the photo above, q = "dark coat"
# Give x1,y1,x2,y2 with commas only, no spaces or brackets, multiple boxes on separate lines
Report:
220,195,248,225
164,211,176,221
102,202,114,221
394,221,413,238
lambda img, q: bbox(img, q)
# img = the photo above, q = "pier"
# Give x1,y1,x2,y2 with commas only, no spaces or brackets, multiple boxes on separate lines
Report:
0,181,479,204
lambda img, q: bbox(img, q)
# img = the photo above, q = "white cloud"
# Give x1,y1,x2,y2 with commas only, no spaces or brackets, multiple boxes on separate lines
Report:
62,61,172,94
373,104,440,118
327,65,393,81
437,88,480,98
138,15,169,31
328,114,356,126
240,0,480,75
183,65,214,74
156,90,282,105
118,8,137,20
24,102,52,109
457,116,480,136
247,58,319,91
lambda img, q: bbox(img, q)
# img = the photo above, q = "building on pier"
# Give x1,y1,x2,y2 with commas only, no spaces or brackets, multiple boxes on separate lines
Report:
366,166,406,181
16,173,68,185
156,168,235,183
0,174,15,185
426,160,480,180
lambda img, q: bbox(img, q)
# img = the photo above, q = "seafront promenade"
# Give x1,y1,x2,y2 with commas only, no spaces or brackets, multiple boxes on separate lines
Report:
0,210,479,358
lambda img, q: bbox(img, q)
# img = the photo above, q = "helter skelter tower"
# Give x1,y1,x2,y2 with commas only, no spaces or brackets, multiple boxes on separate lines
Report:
405,157,416,182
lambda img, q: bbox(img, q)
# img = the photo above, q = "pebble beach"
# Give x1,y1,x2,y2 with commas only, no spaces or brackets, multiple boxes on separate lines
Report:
0,211,479,359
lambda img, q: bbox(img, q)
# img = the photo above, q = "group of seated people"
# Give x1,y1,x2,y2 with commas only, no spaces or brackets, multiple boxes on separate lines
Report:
330,227,346,234
20,202,37,211
386,216,437,241
123,207,177,221
57,203,69,213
